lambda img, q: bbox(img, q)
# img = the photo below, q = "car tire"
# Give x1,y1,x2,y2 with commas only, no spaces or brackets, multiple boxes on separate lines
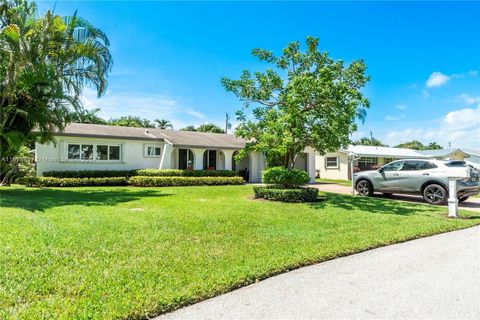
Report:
356,180,373,196
423,184,448,205
382,193,393,196
458,196,469,203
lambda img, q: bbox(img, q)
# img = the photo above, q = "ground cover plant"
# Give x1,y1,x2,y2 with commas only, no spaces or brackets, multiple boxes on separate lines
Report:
1,185,479,319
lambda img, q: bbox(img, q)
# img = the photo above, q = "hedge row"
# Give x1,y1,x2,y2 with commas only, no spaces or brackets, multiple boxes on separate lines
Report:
18,176,244,187
19,176,129,187
128,176,245,187
42,169,239,178
253,186,319,203
135,169,239,177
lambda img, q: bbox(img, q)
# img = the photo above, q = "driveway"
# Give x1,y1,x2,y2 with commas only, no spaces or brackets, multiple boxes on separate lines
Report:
157,226,480,320
313,182,480,213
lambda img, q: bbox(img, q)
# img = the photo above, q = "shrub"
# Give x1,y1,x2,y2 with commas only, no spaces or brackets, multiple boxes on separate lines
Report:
42,170,136,178
262,167,310,188
18,176,128,187
128,176,245,187
253,186,319,203
42,169,240,178
135,169,239,177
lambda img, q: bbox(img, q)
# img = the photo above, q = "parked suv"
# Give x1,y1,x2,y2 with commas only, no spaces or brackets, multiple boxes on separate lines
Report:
353,159,480,205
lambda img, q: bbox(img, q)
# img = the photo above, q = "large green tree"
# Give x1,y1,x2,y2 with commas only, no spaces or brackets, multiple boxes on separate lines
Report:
0,0,112,180
154,118,173,130
222,37,369,168
180,123,225,133
69,107,106,124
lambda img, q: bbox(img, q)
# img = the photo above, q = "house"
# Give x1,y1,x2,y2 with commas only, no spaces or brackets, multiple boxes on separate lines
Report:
35,123,317,183
316,145,477,180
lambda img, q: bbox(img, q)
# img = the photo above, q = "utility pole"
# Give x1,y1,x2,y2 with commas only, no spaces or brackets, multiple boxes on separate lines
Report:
225,113,230,134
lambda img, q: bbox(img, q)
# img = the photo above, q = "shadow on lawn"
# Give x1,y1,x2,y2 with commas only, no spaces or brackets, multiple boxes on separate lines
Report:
0,187,170,212
310,193,444,216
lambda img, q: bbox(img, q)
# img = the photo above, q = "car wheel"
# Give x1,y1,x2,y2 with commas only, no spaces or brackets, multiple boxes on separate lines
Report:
423,184,447,205
356,180,373,196
382,193,393,196
458,196,469,203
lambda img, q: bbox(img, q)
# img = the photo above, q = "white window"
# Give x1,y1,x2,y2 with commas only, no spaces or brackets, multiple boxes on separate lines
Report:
358,157,378,167
326,156,339,168
145,144,162,157
66,143,121,161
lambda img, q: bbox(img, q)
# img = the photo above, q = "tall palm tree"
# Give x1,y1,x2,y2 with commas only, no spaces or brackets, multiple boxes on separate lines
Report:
0,0,112,181
70,108,106,124
154,118,173,130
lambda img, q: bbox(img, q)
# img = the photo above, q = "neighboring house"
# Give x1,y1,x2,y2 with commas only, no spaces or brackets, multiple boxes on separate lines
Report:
316,145,476,180
35,123,317,183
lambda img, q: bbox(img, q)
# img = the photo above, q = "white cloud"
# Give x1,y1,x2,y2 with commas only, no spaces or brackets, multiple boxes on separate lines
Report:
457,94,480,106
385,114,405,121
80,88,218,130
395,104,407,110
426,72,450,88
381,104,480,148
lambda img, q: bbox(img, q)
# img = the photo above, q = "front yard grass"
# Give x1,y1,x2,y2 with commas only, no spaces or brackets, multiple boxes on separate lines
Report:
316,177,352,186
1,185,479,319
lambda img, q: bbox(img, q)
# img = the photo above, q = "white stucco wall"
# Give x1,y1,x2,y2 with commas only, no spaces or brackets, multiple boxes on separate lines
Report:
316,151,349,180
36,136,163,175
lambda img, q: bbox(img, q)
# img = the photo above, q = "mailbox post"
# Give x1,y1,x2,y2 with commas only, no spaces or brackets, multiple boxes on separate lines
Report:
447,167,469,218
348,152,360,196
447,177,460,218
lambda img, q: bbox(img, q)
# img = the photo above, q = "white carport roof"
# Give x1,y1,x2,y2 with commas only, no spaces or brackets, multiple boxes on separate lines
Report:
339,145,428,158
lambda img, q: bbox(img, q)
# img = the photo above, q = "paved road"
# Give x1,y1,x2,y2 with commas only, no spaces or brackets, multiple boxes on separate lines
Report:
158,226,480,320
313,183,480,213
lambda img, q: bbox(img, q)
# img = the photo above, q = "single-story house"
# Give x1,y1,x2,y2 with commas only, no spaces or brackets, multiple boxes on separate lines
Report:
316,145,478,180
35,123,317,183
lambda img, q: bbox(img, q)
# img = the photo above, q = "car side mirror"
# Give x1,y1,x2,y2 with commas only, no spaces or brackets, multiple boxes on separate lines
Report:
378,167,384,174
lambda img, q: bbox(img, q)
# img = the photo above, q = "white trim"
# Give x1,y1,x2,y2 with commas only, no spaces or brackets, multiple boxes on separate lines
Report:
144,144,162,158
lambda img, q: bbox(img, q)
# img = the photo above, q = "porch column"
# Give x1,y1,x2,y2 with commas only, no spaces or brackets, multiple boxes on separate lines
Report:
223,149,234,170
191,148,206,170
159,144,173,169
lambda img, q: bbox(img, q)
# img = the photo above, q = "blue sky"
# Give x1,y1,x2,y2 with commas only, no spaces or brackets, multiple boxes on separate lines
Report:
38,1,480,148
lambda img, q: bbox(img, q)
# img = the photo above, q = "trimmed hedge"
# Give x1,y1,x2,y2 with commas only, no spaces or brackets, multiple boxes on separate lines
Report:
253,186,319,203
18,176,244,187
42,170,136,178
262,167,310,188
128,176,245,187
135,169,239,177
18,176,129,187
42,169,239,178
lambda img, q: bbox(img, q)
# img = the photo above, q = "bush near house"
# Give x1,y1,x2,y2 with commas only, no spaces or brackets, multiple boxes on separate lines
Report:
255,167,317,202
18,176,244,187
128,176,245,187
42,169,240,178
253,185,319,202
135,169,239,177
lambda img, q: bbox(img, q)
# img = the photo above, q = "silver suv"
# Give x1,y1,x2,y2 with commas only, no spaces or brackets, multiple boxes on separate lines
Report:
353,159,480,205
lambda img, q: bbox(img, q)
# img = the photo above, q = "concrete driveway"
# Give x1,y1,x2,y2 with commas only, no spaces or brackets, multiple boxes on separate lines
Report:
313,183,480,213
157,226,480,320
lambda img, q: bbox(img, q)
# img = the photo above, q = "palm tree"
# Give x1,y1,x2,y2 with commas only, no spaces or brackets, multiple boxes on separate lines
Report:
154,118,173,130
69,108,106,124
1,0,112,182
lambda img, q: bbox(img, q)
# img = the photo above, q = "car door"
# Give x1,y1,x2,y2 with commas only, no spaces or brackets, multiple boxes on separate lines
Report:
400,160,434,192
375,160,405,192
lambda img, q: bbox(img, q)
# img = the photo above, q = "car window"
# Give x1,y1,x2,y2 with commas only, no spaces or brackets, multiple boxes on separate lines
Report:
401,161,437,170
445,161,467,167
382,161,404,171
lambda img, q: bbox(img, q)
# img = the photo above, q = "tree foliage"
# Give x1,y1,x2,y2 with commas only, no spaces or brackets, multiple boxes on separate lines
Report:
69,108,106,124
154,118,173,130
0,0,112,181
181,123,225,133
107,116,155,128
353,137,388,147
395,140,443,150
222,37,369,169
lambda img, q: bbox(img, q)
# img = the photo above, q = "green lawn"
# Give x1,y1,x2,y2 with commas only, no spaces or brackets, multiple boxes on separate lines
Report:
1,185,479,319
316,178,352,186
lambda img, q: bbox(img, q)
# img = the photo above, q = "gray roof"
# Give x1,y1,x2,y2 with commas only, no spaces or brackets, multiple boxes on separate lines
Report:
341,145,428,158
53,123,246,149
